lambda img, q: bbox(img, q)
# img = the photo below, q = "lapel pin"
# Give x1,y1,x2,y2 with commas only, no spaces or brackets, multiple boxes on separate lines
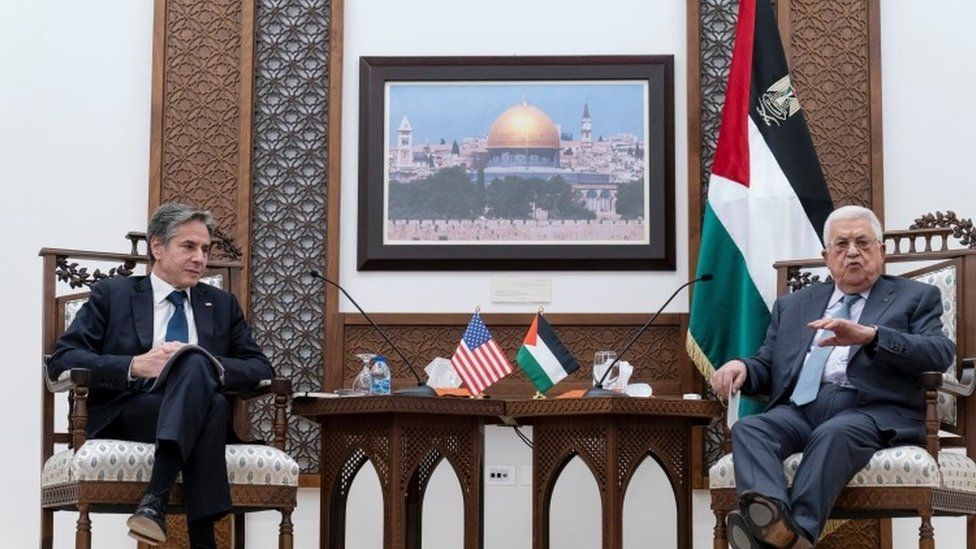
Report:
204,302,213,307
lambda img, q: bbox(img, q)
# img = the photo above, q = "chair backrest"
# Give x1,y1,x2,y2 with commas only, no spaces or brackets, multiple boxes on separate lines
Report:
772,227,976,453
39,233,245,466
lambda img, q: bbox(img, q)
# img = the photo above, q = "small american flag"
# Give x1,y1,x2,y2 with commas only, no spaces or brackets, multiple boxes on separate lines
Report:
450,313,513,395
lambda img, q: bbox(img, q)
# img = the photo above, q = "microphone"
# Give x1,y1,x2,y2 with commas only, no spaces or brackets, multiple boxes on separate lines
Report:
585,274,714,398
308,270,436,397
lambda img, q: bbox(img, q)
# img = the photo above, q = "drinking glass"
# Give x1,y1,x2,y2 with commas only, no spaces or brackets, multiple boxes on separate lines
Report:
592,351,618,388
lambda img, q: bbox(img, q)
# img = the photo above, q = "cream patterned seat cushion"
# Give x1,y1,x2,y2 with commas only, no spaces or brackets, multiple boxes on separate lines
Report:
42,439,299,487
709,446,976,492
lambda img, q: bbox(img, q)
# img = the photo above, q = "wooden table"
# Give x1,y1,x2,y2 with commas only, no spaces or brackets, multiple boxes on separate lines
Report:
293,396,505,549
505,397,722,549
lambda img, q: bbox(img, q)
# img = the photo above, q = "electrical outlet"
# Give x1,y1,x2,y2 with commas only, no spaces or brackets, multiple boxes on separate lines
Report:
486,465,516,486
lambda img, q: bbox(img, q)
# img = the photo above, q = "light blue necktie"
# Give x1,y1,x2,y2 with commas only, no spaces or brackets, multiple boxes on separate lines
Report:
164,290,189,343
790,293,862,406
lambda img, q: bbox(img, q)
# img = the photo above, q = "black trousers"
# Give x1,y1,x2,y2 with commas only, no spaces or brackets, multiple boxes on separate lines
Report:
100,351,231,522
730,384,885,541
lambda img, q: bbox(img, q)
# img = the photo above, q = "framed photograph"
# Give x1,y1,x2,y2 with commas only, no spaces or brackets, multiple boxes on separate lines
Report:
358,55,674,270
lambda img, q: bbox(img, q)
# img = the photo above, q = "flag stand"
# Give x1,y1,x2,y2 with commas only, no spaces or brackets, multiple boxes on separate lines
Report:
583,386,629,398
393,383,438,397
532,391,547,400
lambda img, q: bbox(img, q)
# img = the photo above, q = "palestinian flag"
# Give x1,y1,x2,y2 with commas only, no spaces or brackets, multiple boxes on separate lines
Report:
516,314,580,393
687,0,833,408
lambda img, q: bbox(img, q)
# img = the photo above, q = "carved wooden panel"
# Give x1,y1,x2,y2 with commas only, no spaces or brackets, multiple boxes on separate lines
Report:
817,518,885,549
149,0,254,250
147,515,232,549
339,313,690,399
696,0,740,205
247,0,332,474
784,0,881,210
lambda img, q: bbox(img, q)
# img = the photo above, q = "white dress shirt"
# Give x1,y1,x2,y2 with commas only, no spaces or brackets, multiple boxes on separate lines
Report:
150,273,199,346
803,285,871,386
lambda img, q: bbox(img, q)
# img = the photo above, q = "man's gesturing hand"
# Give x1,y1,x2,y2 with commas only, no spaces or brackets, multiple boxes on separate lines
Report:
808,318,877,347
711,360,747,399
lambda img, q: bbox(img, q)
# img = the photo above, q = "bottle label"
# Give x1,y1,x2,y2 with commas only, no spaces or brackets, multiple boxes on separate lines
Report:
371,378,391,395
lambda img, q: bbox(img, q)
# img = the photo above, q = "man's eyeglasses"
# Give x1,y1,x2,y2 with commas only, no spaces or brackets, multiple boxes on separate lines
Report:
827,237,880,252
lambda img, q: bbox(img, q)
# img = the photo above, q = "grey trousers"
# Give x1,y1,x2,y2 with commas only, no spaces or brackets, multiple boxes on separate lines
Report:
730,384,885,540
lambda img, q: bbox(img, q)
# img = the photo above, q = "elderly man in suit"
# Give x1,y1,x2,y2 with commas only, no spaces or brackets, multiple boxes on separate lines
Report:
48,203,273,548
711,205,954,549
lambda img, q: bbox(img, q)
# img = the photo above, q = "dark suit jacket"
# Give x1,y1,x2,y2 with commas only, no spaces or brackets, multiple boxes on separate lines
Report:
47,275,274,437
741,275,954,444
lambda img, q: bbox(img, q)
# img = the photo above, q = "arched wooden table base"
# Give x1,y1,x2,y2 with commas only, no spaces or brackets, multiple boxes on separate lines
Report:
506,398,722,549
294,396,505,549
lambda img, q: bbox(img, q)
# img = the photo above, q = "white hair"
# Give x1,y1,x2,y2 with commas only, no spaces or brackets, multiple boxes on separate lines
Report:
823,205,883,243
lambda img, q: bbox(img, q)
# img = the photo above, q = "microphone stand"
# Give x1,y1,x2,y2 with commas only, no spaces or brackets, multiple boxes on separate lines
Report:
585,274,713,398
309,270,437,397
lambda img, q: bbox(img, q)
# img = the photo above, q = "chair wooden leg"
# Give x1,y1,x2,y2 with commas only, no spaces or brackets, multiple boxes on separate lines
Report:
278,508,294,549
968,515,976,549
714,509,729,549
75,504,92,549
41,509,54,549
233,513,245,549
919,512,934,549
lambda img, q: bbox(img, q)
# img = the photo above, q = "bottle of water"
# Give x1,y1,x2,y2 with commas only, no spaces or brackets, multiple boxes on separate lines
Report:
369,355,391,395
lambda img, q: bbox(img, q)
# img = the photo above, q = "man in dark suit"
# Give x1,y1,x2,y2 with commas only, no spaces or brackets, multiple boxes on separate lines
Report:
48,203,274,548
711,205,954,549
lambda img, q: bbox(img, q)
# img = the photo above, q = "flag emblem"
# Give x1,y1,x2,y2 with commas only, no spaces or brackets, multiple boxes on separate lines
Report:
757,75,800,126
450,313,513,395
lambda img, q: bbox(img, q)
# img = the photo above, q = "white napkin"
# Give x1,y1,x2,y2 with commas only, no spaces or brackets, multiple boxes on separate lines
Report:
727,389,740,429
424,357,463,388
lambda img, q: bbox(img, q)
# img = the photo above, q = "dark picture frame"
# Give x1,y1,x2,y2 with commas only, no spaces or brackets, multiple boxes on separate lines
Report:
358,55,675,270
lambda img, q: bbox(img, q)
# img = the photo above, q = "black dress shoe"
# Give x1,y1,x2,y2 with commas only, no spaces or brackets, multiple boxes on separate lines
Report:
739,491,813,549
727,510,774,549
127,493,168,545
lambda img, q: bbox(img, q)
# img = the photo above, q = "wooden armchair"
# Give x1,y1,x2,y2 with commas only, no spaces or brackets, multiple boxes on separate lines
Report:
39,235,298,549
710,226,976,548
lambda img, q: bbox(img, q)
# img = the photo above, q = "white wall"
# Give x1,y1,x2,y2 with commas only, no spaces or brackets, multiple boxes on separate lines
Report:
881,2,976,544
0,0,154,547
2,0,974,547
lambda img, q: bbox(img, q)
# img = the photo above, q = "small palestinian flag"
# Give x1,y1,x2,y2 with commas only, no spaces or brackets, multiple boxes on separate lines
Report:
516,313,580,393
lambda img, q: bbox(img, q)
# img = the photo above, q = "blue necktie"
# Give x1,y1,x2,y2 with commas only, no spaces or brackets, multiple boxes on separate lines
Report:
790,293,862,406
165,290,189,343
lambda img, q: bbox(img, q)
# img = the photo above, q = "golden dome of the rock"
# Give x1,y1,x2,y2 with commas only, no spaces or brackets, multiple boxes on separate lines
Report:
486,103,560,149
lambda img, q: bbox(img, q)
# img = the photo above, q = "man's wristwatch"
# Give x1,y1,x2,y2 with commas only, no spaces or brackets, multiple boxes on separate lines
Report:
867,324,880,348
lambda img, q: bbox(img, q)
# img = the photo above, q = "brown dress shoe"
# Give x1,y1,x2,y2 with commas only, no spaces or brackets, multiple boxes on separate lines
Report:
727,510,775,549
740,492,813,549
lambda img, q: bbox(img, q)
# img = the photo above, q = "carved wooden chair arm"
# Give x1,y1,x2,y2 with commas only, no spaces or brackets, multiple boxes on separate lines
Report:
40,361,94,448
42,355,91,393
935,358,976,397
920,359,976,458
229,377,292,401
226,377,292,452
